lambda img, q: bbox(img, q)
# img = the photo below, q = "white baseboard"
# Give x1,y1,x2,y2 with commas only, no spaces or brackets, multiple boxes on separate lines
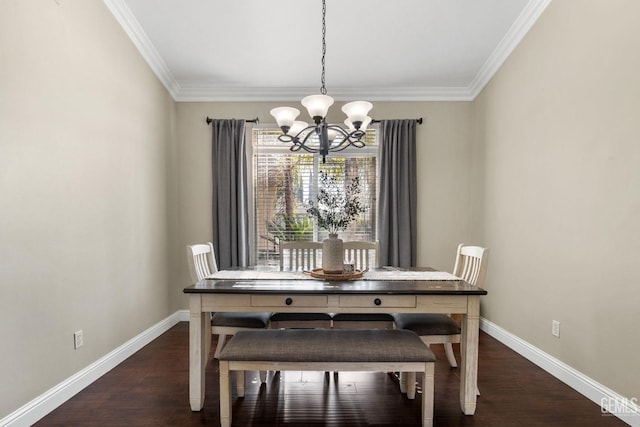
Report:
0,310,189,427
480,318,640,427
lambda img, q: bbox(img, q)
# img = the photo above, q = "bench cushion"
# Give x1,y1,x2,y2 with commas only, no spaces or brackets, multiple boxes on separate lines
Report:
219,329,435,363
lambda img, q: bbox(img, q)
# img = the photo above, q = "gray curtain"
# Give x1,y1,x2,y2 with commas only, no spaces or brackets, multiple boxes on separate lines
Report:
378,120,417,267
211,119,250,269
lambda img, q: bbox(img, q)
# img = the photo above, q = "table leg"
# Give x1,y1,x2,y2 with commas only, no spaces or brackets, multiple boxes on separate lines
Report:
189,295,209,411
459,296,480,415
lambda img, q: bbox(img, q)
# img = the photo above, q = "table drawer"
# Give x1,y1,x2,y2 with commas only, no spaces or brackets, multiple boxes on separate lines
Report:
251,295,328,307
339,295,416,308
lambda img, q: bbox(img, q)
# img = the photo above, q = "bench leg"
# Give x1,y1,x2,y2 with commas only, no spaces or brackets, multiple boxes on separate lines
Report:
422,363,435,427
219,361,232,427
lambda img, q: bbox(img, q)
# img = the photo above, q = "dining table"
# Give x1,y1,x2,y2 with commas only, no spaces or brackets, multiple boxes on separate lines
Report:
183,267,487,415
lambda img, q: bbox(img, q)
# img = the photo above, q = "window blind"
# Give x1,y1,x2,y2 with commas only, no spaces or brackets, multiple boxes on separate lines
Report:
252,127,378,266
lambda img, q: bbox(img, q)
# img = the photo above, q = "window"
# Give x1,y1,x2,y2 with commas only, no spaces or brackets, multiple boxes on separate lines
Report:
251,126,378,266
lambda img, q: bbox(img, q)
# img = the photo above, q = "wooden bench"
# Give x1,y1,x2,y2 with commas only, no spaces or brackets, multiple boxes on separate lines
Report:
218,329,436,427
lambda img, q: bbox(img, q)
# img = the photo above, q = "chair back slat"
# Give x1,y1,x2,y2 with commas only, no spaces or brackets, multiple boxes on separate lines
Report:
343,241,379,271
452,243,489,287
279,241,322,271
187,242,218,282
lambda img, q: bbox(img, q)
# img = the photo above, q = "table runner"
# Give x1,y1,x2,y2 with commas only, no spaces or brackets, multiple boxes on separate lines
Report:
207,269,460,281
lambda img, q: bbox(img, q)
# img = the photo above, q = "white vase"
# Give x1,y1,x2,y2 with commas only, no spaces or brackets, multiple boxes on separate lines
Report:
322,233,344,274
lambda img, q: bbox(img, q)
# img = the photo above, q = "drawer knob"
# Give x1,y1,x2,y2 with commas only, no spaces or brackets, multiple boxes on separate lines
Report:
285,297,293,306
374,298,382,306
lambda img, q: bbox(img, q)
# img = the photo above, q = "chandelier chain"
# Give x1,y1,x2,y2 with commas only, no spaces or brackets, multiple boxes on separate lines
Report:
320,0,327,95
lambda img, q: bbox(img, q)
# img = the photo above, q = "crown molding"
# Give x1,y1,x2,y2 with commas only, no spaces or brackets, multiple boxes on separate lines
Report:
174,85,475,102
106,0,552,103
468,0,553,98
102,0,181,99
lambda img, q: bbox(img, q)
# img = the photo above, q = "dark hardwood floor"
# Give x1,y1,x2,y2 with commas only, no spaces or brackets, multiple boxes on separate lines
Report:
35,322,624,426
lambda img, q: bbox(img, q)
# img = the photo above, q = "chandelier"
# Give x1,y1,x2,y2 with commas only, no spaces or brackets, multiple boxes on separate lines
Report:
270,0,372,163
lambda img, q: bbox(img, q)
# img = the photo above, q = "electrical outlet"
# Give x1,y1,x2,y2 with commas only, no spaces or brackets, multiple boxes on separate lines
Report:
74,330,83,349
551,320,560,338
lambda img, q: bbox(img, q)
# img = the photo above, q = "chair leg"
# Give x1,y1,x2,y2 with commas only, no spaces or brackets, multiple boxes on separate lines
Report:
399,371,407,393
237,370,245,397
406,372,417,399
259,370,267,383
444,343,458,367
214,334,227,359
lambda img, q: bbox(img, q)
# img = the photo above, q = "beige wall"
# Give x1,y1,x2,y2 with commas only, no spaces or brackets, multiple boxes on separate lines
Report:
173,101,474,308
0,0,178,417
473,0,640,399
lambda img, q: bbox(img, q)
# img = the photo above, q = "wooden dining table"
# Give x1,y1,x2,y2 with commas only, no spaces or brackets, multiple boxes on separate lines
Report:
183,268,487,416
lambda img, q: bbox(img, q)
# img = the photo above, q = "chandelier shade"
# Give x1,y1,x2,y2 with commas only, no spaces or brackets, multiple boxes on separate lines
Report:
270,106,300,131
345,116,372,132
270,0,372,162
287,120,309,136
341,101,373,128
301,94,335,122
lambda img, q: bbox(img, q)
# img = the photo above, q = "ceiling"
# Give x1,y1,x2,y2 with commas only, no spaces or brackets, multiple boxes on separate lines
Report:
105,0,551,102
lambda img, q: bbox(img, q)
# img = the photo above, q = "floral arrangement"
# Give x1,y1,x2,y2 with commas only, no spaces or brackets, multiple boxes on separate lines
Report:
306,171,365,235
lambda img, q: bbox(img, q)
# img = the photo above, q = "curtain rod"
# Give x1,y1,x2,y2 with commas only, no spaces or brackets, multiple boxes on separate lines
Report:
205,116,259,125
371,118,423,124
205,117,422,125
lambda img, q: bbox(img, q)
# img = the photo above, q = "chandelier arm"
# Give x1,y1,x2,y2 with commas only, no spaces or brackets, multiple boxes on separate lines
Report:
346,130,367,145
325,126,351,151
348,139,367,148
325,124,350,136
295,124,320,137
327,143,352,153
326,125,367,150
332,137,365,151
289,144,313,153
277,134,294,143
329,137,364,152
291,128,324,154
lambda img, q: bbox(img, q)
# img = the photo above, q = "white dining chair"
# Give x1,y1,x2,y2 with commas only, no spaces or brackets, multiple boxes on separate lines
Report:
278,240,322,271
393,243,488,395
332,240,394,330
186,243,272,363
270,240,332,329
342,240,379,272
